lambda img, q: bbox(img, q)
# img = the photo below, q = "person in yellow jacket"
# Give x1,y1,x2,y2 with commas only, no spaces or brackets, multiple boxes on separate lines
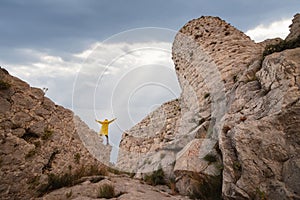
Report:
95,118,116,145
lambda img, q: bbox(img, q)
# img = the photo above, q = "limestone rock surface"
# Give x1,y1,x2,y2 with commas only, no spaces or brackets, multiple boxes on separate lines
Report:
0,68,105,199
117,14,300,200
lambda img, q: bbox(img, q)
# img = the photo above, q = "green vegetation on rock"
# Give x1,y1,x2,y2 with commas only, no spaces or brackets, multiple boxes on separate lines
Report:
189,174,222,200
263,35,300,58
38,165,106,196
98,184,115,199
0,80,10,90
143,168,166,186
203,154,217,163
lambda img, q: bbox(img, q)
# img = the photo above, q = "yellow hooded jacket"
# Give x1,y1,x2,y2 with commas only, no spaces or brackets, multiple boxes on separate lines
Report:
96,118,116,136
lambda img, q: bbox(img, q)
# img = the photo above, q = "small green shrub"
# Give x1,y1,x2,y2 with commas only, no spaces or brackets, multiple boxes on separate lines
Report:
160,153,166,159
33,140,41,148
107,167,122,174
42,173,72,192
189,175,222,200
203,154,217,163
143,158,152,165
87,165,108,176
25,149,36,159
233,161,242,171
143,159,147,165
98,184,115,199
74,153,80,164
167,177,178,195
42,129,53,140
38,165,107,196
233,75,238,83
206,125,213,137
27,175,41,189
0,80,10,90
107,167,135,178
256,188,266,200
263,35,300,58
65,190,72,198
143,168,166,186
246,75,258,83
215,163,224,171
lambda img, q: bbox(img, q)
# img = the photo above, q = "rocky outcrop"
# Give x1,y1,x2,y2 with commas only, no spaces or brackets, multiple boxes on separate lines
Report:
0,68,108,199
220,47,300,199
286,13,300,41
117,14,300,199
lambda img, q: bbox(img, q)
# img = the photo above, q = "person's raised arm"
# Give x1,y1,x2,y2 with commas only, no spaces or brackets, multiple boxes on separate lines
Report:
95,119,104,124
108,118,117,124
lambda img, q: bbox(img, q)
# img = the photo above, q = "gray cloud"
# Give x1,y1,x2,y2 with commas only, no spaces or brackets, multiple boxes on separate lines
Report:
0,0,298,53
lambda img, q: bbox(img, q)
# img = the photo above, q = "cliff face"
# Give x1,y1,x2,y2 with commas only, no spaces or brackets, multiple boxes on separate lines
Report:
117,14,300,199
220,48,300,199
0,68,108,199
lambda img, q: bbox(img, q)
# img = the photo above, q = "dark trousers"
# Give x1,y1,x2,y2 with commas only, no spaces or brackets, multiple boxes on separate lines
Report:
105,135,109,145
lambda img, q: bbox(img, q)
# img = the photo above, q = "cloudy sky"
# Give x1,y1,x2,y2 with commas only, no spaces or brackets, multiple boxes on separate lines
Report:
1,0,299,162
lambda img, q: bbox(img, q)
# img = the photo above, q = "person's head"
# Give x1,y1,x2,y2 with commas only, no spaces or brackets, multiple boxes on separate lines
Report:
104,119,108,121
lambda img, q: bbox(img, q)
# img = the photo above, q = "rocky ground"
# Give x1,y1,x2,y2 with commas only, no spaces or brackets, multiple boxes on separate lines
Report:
41,174,189,200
